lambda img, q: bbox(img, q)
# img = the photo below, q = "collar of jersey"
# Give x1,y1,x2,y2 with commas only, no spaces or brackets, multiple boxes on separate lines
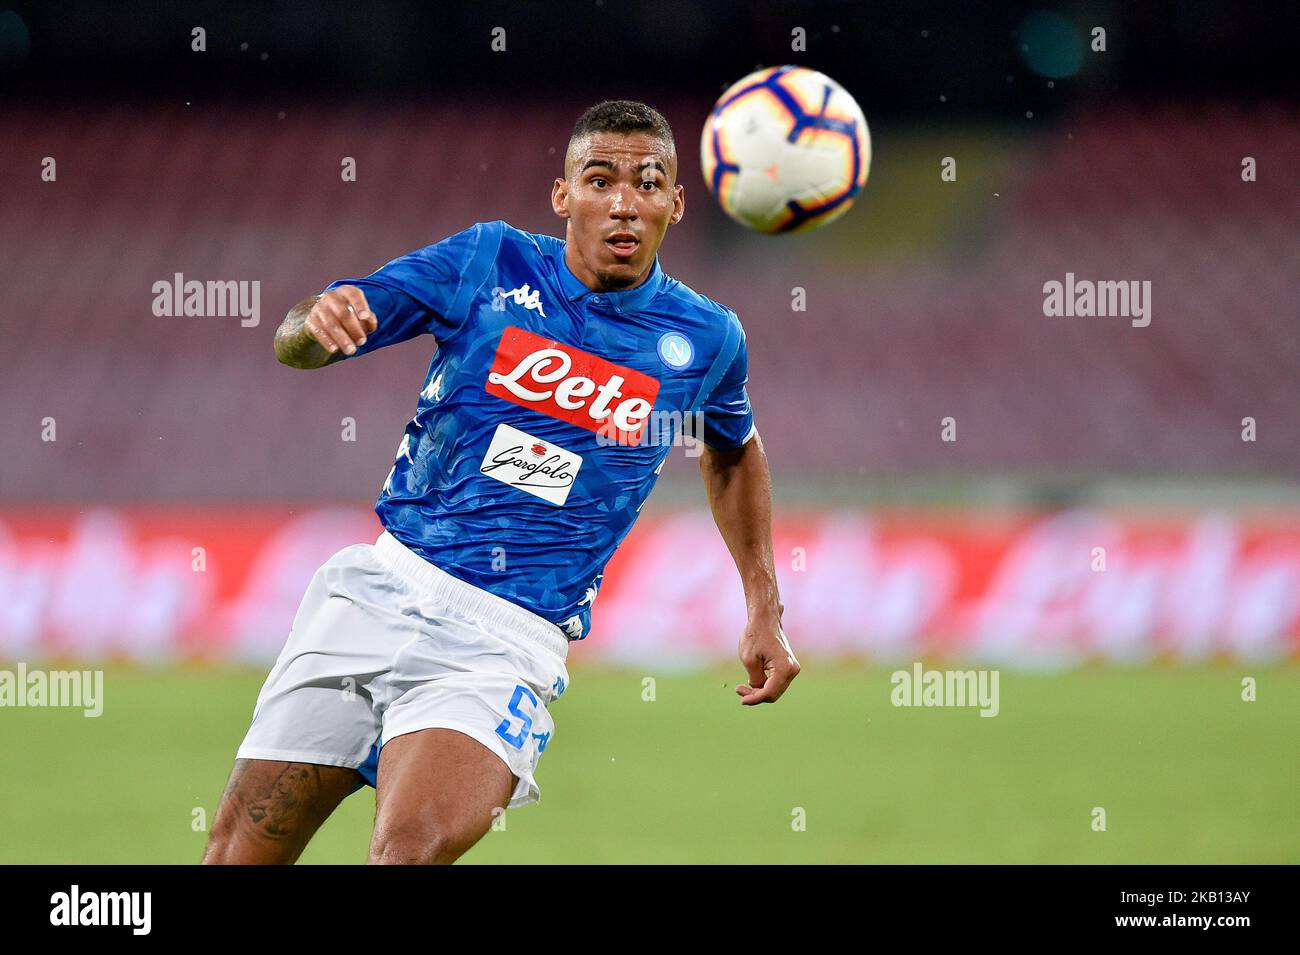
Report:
554,241,666,312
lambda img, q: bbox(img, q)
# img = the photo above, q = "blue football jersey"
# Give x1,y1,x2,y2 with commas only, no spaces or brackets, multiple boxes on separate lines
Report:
324,220,755,640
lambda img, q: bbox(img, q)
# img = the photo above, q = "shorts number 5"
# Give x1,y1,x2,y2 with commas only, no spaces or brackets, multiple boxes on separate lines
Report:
495,684,539,750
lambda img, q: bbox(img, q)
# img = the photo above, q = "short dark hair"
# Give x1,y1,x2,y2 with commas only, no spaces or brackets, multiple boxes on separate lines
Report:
566,100,676,176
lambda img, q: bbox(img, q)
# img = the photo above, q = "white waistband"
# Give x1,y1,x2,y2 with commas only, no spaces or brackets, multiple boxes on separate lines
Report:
373,530,570,661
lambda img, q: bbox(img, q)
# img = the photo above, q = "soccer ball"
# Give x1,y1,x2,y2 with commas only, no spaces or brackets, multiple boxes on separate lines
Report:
701,65,871,234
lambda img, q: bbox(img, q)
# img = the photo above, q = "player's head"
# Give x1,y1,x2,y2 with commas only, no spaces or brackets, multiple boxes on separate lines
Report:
552,100,684,292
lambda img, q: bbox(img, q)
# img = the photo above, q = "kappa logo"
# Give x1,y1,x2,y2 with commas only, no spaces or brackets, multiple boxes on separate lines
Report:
499,284,547,318
558,575,601,641
577,573,603,607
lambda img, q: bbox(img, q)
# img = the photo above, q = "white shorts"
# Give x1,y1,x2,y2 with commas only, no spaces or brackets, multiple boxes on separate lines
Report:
236,530,571,808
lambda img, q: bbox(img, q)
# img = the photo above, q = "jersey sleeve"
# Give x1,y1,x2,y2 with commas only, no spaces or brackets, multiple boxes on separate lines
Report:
700,319,758,450
323,220,504,357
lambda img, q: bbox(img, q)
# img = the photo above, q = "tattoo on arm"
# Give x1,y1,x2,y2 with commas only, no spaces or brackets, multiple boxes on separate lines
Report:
221,759,250,802
274,295,343,369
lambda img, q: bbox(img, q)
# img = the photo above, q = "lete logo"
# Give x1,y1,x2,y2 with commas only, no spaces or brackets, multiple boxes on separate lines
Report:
486,326,660,444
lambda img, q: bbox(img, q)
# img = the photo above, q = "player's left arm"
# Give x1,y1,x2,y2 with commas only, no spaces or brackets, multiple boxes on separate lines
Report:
699,430,800,705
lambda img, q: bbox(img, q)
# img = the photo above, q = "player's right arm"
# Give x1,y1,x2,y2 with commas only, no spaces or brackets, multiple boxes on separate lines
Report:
275,222,505,369
273,286,379,369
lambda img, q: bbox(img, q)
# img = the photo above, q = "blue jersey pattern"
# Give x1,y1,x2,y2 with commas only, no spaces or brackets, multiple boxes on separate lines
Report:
325,220,755,640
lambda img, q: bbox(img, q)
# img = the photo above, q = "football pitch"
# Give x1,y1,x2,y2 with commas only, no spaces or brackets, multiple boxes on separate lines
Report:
0,662,1294,864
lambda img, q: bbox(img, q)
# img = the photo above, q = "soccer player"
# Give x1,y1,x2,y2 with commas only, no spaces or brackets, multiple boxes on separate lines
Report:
202,101,799,865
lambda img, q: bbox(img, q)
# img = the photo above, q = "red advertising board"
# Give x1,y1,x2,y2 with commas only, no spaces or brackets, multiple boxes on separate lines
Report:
1,507,1297,664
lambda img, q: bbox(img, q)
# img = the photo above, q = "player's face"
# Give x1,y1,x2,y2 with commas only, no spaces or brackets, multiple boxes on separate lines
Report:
553,132,684,292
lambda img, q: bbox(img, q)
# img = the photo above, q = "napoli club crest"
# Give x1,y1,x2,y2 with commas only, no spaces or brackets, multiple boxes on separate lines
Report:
656,332,694,369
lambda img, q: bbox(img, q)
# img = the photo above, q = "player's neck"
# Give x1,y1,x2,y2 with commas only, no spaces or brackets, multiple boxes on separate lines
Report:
563,242,651,294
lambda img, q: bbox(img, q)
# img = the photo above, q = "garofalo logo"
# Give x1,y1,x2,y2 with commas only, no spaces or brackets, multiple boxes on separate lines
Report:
479,422,582,506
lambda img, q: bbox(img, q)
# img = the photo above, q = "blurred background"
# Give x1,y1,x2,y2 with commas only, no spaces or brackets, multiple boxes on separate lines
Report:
0,1,1296,863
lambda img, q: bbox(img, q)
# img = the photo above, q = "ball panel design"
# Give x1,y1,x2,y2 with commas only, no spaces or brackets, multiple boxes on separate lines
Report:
701,65,870,234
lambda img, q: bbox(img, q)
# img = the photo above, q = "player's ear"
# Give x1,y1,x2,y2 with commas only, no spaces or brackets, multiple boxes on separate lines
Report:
552,178,570,218
669,184,685,225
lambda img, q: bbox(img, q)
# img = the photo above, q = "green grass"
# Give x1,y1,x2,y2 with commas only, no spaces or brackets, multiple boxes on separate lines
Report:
0,662,1294,863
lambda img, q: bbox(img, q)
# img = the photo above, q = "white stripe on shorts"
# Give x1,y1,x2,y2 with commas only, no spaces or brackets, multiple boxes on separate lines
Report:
373,530,571,661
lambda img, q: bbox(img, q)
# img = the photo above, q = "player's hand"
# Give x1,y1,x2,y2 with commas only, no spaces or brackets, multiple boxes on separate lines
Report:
305,285,378,357
736,612,800,705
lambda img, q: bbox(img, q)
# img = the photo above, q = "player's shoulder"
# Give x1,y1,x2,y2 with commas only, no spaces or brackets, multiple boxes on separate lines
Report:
658,272,744,338
479,219,562,259
445,219,510,253
397,220,509,264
